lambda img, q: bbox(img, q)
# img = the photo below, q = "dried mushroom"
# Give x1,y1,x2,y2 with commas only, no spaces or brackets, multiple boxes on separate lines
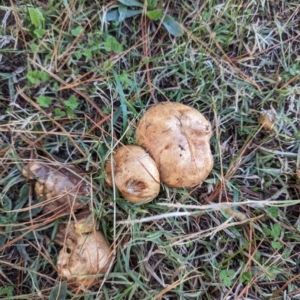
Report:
55,219,112,289
22,162,89,214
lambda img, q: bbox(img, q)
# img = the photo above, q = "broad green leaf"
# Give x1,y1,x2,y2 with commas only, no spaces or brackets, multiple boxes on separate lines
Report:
0,215,7,223
271,240,282,250
0,286,13,297
219,270,227,279
118,5,128,22
28,7,44,28
49,281,68,300
112,40,123,53
162,14,184,37
262,226,271,236
27,70,41,84
104,36,113,51
118,0,143,8
267,206,279,218
71,25,83,37
13,185,30,221
105,9,119,21
27,70,49,84
147,0,159,9
37,95,52,108
29,42,38,52
223,277,232,287
104,35,123,54
54,108,66,118
105,9,142,21
63,95,79,110
34,28,46,38
39,71,50,81
271,223,281,239
146,9,162,21
17,184,29,203
119,72,132,87
2,195,12,211
241,271,251,283
124,9,143,18
83,49,92,59
220,270,234,287
254,251,261,261
202,11,211,21
74,50,82,60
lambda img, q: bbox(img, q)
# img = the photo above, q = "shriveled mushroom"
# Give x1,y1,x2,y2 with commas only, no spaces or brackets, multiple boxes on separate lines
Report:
55,219,112,289
22,162,89,214
136,102,213,188
105,145,160,204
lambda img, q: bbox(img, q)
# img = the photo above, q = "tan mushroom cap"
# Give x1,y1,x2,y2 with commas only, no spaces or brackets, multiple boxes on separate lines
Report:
105,145,160,204
55,221,112,289
135,102,213,188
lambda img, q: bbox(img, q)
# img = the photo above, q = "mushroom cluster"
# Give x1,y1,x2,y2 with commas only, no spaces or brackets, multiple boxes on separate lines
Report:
22,162,112,289
106,101,214,202
22,101,213,289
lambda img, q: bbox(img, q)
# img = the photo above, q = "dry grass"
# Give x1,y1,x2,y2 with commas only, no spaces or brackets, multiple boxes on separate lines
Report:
1,0,300,299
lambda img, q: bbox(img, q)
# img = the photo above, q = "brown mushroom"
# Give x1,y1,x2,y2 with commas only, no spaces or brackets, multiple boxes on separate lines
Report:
135,102,213,188
105,145,160,204
22,162,88,214
55,218,112,289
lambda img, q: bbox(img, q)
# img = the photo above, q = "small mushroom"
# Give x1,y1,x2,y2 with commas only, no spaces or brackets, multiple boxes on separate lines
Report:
55,219,112,289
258,109,276,132
105,145,160,204
136,102,213,188
22,162,89,214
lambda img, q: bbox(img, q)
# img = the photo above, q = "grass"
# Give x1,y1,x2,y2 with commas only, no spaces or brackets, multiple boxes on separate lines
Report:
1,0,300,299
